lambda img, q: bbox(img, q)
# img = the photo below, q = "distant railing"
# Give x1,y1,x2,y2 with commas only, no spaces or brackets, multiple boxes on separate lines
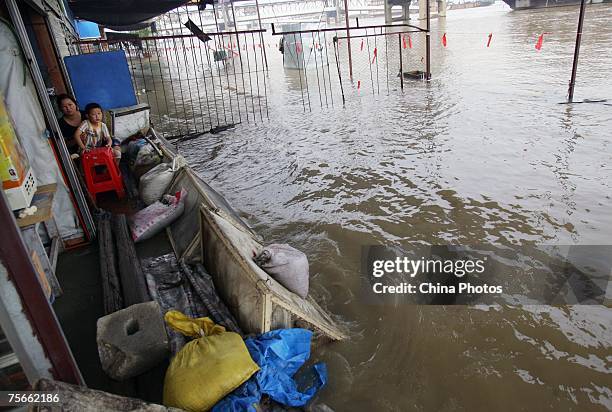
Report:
73,4,270,139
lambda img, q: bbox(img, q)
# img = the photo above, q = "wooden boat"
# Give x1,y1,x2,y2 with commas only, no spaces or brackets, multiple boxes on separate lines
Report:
401,70,427,80
155,132,348,341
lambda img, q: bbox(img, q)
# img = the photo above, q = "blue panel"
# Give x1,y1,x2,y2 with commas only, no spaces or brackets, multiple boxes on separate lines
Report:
75,20,100,39
64,51,137,110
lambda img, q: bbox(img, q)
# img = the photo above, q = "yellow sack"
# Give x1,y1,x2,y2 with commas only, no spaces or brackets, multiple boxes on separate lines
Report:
163,311,259,411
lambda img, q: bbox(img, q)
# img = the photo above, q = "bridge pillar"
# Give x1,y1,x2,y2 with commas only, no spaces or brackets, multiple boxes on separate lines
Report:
437,0,447,17
402,3,411,20
384,0,393,24
221,2,234,29
419,0,427,20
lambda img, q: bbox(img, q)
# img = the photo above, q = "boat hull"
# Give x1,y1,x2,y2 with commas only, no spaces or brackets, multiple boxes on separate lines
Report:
156,143,348,341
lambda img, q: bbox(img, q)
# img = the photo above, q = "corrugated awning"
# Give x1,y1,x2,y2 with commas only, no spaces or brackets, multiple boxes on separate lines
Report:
67,0,192,27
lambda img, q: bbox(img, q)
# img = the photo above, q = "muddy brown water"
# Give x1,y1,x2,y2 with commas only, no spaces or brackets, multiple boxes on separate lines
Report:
135,3,612,410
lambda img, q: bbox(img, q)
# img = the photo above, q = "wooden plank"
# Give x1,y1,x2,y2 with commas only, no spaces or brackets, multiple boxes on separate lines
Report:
64,237,86,248
29,247,53,301
21,225,62,298
111,214,150,306
182,233,200,261
16,183,57,228
0,353,19,369
48,235,60,273
29,13,67,95
98,215,123,314
36,183,58,195
44,217,61,241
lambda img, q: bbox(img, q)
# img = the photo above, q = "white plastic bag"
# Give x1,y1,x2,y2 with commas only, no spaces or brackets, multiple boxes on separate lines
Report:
130,189,186,242
139,157,185,205
254,244,309,298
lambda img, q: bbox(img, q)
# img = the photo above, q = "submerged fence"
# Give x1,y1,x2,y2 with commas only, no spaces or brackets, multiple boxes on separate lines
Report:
74,4,270,139
271,20,429,111
73,4,431,137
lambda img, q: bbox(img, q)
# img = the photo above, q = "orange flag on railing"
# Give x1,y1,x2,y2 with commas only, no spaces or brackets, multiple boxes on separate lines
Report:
402,36,407,49
442,33,447,47
408,35,413,49
535,33,544,50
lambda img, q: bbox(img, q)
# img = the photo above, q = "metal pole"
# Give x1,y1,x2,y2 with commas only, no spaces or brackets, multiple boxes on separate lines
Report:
343,0,353,79
399,33,404,90
254,0,269,70
568,0,586,102
426,0,431,80
6,0,96,239
0,190,84,385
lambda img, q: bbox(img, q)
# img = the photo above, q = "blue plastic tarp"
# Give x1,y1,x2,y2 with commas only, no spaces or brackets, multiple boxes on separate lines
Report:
213,329,327,411
75,20,100,39
64,51,137,110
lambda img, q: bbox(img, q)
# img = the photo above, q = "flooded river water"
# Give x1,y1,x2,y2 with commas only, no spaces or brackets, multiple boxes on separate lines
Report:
167,3,612,411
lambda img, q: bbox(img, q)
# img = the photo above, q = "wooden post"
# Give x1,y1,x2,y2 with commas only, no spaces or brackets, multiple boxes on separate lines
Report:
29,13,67,95
254,0,268,70
343,0,353,79
568,0,587,102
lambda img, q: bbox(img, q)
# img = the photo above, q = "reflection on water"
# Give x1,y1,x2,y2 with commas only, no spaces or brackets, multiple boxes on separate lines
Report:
172,3,612,410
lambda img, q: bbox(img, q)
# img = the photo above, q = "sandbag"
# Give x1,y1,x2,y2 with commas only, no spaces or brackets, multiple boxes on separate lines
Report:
130,189,186,242
139,156,185,205
163,311,259,412
254,244,309,298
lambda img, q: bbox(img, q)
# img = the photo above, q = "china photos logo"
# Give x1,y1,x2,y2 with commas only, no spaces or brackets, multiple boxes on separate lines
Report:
361,245,611,305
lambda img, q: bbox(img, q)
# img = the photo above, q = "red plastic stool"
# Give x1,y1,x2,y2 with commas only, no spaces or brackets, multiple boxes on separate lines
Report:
82,147,125,201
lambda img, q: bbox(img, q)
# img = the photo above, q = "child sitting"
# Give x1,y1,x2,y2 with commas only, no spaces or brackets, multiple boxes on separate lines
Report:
74,103,121,165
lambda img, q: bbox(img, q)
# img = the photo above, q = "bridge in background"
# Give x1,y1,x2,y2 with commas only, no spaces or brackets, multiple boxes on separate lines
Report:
176,0,447,30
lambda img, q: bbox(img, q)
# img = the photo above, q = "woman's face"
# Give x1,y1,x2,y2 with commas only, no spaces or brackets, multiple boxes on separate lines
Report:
60,98,77,116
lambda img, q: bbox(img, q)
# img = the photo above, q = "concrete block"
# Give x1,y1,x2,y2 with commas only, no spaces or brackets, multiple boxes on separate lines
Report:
97,301,169,381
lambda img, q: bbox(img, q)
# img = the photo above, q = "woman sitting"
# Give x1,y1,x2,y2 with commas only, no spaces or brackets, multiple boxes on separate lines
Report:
74,103,122,166
56,94,84,156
